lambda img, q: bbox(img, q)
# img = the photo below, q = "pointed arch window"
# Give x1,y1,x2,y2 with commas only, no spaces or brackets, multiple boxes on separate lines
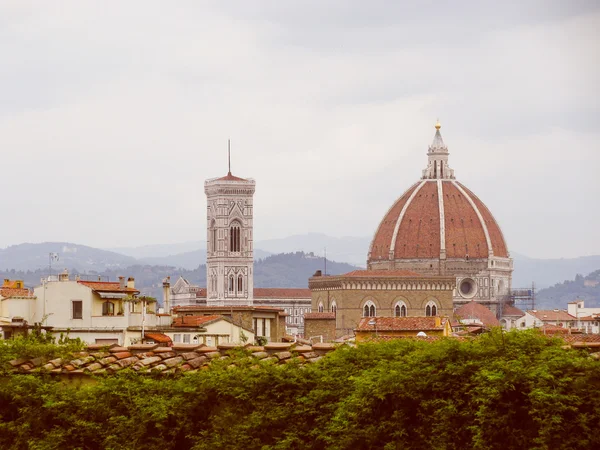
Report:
331,300,337,315
229,276,234,293
318,302,324,313
237,275,243,293
210,220,217,253
394,301,407,317
363,300,376,317
425,300,438,317
229,222,241,252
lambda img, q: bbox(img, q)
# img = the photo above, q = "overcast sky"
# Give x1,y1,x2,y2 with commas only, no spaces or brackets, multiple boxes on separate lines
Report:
1,1,598,259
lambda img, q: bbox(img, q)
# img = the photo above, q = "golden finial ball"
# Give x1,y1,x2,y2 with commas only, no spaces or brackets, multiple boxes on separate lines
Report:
435,120,441,130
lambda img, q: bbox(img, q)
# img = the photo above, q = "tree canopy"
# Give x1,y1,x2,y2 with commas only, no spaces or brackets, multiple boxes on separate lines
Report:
1,330,599,449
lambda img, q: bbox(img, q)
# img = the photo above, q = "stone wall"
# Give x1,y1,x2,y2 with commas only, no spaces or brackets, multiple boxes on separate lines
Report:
304,317,336,342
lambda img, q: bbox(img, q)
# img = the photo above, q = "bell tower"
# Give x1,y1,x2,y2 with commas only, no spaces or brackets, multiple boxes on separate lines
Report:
204,144,255,306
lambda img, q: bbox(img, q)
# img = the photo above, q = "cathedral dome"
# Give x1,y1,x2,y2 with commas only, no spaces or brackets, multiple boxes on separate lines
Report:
368,123,509,264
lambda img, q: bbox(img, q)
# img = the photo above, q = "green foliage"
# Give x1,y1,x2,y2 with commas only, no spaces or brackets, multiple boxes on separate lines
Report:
1,330,599,449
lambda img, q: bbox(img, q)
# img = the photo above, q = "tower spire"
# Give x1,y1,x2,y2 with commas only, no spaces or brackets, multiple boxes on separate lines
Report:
422,120,455,180
228,139,231,175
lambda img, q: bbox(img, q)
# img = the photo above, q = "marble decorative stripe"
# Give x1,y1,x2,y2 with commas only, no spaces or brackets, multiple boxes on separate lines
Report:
389,180,427,259
451,181,493,257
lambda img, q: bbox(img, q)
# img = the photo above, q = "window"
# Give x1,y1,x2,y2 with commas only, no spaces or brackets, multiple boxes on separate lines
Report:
425,301,438,317
318,302,324,313
229,222,241,252
72,300,83,319
210,220,217,252
102,301,115,316
395,302,407,317
237,275,243,292
331,301,337,315
229,276,234,293
173,334,182,343
183,334,190,344
363,300,376,317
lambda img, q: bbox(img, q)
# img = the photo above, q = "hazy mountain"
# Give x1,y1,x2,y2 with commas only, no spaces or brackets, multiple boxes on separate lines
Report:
107,241,205,259
0,242,137,272
255,233,370,267
512,252,600,289
139,248,273,270
536,269,600,309
2,252,360,304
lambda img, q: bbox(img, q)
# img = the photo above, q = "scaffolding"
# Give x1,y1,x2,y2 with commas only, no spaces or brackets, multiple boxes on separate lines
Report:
496,283,535,318
510,283,536,312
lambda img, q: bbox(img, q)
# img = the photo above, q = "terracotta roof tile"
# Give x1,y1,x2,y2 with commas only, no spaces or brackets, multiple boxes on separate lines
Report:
355,316,448,331
368,180,510,261
78,281,139,293
527,310,576,321
455,302,499,327
172,315,223,327
144,333,172,343
216,172,247,182
0,288,33,298
501,304,525,317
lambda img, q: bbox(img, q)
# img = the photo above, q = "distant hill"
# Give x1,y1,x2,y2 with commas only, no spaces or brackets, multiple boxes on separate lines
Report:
512,253,600,289
0,252,360,305
0,242,137,272
536,269,600,309
107,241,204,259
255,233,369,267
139,249,273,270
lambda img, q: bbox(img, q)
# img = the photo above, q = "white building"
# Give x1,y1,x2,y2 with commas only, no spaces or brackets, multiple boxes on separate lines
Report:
514,309,577,330
31,271,171,345
568,300,600,334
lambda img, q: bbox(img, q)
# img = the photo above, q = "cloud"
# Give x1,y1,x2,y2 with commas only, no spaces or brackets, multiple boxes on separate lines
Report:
0,0,598,259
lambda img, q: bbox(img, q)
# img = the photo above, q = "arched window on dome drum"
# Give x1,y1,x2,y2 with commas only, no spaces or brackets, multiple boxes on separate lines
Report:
237,275,243,293
229,223,241,252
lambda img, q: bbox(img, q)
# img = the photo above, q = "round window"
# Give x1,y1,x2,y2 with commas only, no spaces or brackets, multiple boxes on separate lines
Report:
459,278,477,298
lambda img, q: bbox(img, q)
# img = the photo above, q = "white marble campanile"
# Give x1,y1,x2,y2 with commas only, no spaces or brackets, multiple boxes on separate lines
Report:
204,154,255,306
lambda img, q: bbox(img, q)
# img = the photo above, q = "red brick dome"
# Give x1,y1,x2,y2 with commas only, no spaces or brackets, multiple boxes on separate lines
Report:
368,124,509,264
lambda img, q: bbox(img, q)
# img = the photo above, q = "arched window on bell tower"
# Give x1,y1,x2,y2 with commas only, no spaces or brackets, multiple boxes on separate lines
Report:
210,219,217,253
229,221,241,253
237,275,243,293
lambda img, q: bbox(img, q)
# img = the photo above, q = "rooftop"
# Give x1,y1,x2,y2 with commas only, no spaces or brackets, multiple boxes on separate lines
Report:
77,280,139,294
527,310,576,321
455,302,499,327
304,312,336,320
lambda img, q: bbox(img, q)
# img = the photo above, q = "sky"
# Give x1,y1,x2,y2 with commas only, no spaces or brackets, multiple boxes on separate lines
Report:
1,0,598,259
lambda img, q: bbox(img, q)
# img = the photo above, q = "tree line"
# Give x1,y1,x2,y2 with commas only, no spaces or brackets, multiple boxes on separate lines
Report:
1,330,599,449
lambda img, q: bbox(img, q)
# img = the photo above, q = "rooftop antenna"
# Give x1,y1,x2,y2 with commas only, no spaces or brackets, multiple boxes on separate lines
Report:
228,139,231,175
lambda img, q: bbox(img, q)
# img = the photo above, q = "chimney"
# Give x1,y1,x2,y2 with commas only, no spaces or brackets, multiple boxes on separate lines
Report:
127,277,135,289
58,269,69,282
313,270,322,277
119,276,125,290
162,276,171,313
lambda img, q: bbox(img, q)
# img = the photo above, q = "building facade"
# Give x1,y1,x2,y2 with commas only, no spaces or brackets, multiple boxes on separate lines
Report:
309,269,455,338
367,122,513,313
205,169,256,306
